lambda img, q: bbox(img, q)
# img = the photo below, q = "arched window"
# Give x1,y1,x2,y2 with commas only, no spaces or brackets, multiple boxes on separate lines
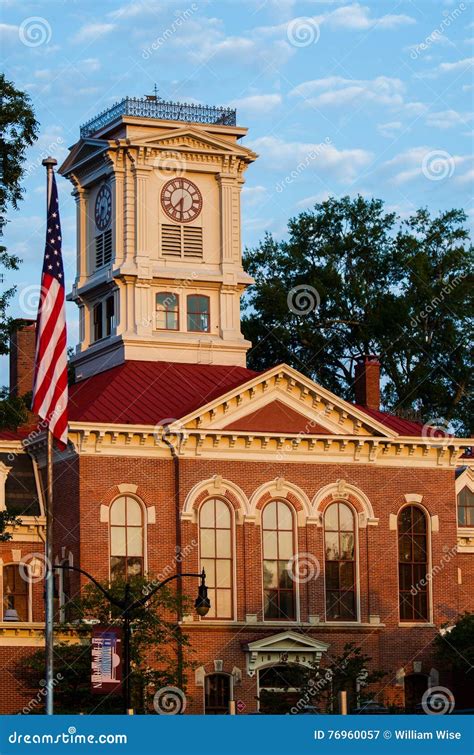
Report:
262,500,295,620
110,496,144,580
457,486,474,526
199,498,233,619
187,295,210,332
156,292,179,331
398,505,429,622
2,564,29,621
324,502,357,621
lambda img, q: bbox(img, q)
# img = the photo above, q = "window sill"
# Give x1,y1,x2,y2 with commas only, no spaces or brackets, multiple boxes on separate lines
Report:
398,622,435,628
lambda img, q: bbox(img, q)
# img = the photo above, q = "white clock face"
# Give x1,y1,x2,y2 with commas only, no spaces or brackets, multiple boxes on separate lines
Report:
95,184,112,231
161,178,202,223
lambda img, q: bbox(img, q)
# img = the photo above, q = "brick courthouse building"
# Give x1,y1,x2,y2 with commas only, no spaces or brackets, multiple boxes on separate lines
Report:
0,99,473,714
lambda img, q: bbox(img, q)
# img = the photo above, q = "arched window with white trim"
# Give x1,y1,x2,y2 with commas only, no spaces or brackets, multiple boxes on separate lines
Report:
110,496,144,580
2,564,30,621
398,505,429,622
262,500,296,621
324,502,357,621
199,498,233,619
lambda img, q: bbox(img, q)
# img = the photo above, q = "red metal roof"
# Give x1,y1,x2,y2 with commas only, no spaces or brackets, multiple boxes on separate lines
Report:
68,360,259,425
354,405,428,436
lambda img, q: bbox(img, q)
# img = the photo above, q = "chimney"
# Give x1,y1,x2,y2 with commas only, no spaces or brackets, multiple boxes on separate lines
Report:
354,356,380,410
9,320,36,397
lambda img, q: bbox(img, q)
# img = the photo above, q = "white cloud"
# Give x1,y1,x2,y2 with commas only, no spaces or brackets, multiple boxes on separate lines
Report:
438,56,474,73
229,94,282,114
247,135,373,184
383,147,470,184
241,185,268,206
425,109,473,129
290,76,405,108
377,121,403,138
72,23,116,44
325,3,415,30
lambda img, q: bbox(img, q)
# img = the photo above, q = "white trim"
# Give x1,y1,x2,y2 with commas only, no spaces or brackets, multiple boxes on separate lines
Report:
312,480,377,525
182,476,249,522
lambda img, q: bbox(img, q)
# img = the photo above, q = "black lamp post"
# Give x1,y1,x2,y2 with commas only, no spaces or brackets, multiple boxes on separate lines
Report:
54,564,209,713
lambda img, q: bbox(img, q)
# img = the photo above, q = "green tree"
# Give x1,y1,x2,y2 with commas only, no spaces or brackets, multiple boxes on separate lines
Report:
0,74,39,354
243,196,473,434
20,575,194,713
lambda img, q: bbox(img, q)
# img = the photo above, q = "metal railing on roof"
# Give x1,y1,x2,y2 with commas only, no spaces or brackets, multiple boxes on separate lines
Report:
80,97,237,138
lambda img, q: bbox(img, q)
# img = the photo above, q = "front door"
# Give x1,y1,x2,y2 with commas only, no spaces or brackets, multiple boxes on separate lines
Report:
205,674,231,714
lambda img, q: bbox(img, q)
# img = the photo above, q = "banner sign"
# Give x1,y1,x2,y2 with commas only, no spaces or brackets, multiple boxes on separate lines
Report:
91,625,122,695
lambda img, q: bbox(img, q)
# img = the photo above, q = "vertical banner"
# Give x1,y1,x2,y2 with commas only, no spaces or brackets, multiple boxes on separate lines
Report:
91,625,123,695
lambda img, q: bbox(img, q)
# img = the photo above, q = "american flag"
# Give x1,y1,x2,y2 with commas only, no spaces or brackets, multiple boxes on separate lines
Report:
32,171,68,447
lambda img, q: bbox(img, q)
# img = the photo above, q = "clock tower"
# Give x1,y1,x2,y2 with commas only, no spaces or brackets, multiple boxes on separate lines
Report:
59,97,257,380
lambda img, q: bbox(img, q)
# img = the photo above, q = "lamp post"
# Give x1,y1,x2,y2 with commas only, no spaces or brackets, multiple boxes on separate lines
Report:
54,564,209,714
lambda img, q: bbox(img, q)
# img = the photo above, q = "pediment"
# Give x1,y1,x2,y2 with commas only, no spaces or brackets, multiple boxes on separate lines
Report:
247,631,329,654
178,364,395,438
132,127,256,160
59,139,108,176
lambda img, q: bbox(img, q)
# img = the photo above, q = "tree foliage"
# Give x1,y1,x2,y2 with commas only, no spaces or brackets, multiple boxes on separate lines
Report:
19,575,194,714
243,196,473,434
0,74,39,355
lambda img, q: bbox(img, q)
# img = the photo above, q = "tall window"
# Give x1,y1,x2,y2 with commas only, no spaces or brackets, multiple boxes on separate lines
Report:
93,302,103,342
324,502,357,621
199,498,233,619
398,506,429,622
110,496,144,580
2,565,29,621
105,295,115,336
187,295,210,332
156,293,179,331
262,500,295,620
458,487,474,526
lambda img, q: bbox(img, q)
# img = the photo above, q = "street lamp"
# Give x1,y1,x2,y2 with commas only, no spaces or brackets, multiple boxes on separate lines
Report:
54,564,210,713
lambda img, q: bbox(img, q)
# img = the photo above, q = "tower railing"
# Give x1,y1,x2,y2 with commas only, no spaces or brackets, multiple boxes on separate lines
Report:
80,97,237,138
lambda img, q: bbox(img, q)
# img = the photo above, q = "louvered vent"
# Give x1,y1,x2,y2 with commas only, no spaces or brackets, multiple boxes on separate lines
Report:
161,224,203,259
183,226,203,258
161,224,182,257
95,229,113,269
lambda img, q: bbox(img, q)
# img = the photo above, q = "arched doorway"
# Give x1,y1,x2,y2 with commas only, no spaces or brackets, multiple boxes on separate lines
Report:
404,673,429,712
258,664,309,714
204,674,232,714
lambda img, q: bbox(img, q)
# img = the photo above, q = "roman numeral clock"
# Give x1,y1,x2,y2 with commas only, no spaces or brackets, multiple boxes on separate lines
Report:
161,178,202,223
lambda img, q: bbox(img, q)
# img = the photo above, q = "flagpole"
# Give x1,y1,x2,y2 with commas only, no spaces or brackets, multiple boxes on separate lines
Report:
42,156,57,716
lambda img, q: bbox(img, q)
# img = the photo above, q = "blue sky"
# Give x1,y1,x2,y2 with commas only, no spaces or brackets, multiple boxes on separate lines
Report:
1,0,473,383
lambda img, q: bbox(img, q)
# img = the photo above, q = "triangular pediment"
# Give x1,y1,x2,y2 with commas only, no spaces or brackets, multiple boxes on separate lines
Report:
247,631,329,654
59,139,108,176
132,126,256,160
178,364,395,438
